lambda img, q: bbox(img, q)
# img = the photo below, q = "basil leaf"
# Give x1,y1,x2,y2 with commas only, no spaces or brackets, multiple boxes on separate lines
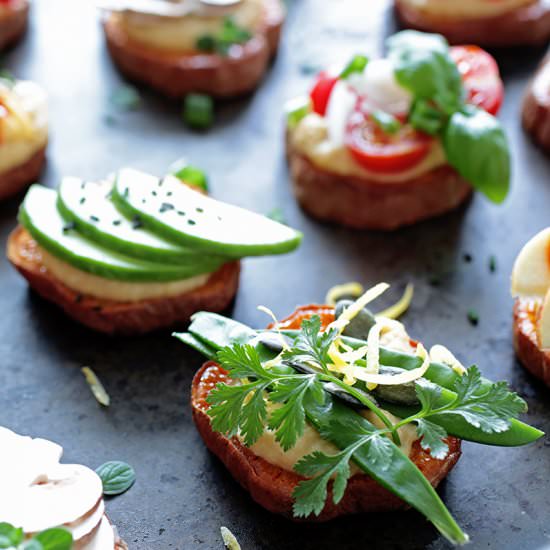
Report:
285,96,311,130
96,460,136,496
443,107,510,204
33,529,72,550
370,110,401,135
388,30,463,115
0,523,23,548
408,98,446,135
340,54,368,79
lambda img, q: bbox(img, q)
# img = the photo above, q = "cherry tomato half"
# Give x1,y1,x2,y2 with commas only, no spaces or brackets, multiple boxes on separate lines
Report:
451,45,504,116
309,72,338,116
344,110,434,173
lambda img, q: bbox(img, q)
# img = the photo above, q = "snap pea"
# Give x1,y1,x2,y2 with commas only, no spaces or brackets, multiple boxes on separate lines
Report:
178,313,543,446
371,367,419,406
304,396,468,545
173,331,217,360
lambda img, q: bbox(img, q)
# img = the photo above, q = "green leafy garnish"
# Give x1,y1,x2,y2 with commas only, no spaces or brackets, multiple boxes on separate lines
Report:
0,524,72,550
340,54,368,79
0,69,16,87
370,110,402,135
182,94,214,130
95,460,136,496
196,17,252,56
285,96,311,130
171,163,209,191
387,30,510,203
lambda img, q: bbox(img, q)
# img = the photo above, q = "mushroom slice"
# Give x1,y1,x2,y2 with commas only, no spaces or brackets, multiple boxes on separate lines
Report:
511,227,550,297
68,500,106,545
86,515,116,550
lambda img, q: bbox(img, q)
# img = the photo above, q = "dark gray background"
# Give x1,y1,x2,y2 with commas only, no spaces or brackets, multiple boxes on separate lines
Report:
0,1,549,549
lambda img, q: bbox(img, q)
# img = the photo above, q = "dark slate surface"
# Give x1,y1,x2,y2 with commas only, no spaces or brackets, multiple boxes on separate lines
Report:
0,1,549,549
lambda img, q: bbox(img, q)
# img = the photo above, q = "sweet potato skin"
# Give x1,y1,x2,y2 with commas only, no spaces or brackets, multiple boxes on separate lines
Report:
394,0,550,47
191,360,462,521
7,226,241,335
0,0,28,51
522,55,550,155
0,145,46,202
103,0,284,98
513,297,550,387
286,134,472,230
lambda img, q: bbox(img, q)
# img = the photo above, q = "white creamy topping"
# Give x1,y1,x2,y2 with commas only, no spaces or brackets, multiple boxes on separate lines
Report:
0,80,48,175
38,245,212,302
110,0,262,52
324,80,357,147
398,0,536,19
290,113,446,182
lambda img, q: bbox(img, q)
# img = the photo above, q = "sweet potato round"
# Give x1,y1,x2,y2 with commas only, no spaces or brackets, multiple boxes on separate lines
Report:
103,0,284,98
0,0,28,51
522,55,550,155
191,359,461,521
286,135,472,230
7,226,241,335
513,297,550,387
0,145,46,202
394,0,550,47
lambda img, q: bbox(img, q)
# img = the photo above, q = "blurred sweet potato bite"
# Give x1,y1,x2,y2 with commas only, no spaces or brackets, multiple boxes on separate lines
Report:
100,0,284,99
0,0,29,51
0,76,47,201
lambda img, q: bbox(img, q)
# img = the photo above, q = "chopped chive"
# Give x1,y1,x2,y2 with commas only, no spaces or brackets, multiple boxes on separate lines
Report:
196,207,204,213
467,309,479,326
81,181,87,189
463,253,472,263
123,187,129,197
113,220,121,226
167,191,172,197
131,215,143,229
90,215,99,222
188,219,196,225
142,199,146,204
152,190,157,197
371,110,402,135
340,54,369,79
79,197,86,204
177,211,186,216
196,35,217,52
160,202,175,213
489,255,497,273
182,94,214,130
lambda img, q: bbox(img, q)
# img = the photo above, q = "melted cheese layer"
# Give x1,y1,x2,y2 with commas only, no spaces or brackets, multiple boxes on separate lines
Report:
398,0,536,19
0,80,48,175
39,246,211,302
112,0,263,52
290,113,446,183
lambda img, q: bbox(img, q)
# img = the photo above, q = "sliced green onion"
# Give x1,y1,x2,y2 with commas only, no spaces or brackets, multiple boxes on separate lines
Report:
196,34,217,52
371,110,402,135
285,96,311,129
183,94,214,130
340,54,368,79
171,163,209,192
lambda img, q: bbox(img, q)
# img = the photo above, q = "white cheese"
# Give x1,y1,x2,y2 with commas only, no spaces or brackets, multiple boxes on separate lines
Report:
397,0,536,19
38,245,212,302
324,80,358,147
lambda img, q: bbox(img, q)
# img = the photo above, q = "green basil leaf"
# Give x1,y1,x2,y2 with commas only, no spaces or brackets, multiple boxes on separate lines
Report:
96,460,136,496
443,107,510,204
0,523,23,549
408,98,446,135
285,96,311,130
171,163,209,192
388,30,463,115
370,110,402,135
33,529,73,550
339,54,368,79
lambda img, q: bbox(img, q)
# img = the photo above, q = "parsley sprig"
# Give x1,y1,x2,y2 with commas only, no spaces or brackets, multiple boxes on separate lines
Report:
206,315,527,523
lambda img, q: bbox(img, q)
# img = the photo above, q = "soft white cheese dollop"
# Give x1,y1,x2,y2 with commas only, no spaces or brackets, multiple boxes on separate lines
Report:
0,80,48,175
398,0,536,18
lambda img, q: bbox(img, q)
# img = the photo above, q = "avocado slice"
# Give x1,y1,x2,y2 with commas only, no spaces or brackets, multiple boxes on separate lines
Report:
57,177,228,265
18,185,226,282
112,168,303,257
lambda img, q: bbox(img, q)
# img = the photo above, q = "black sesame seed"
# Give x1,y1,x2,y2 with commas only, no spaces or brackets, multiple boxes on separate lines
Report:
489,255,497,273
463,253,472,263
113,220,121,226
167,191,172,197
177,211,185,216
188,219,196,225
62,222,76,233
79,197,86,204
131,215,143,229
152,190,157,197
90,215,99,222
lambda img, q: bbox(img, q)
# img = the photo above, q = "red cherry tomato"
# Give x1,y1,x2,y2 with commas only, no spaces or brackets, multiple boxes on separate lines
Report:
451,45,504,116
344,110,434,173
309,72,338,116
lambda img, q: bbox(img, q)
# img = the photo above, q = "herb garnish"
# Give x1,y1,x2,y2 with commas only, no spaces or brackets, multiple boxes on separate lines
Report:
0,523,73,550
489,255,497,273
467,309,479,326
196,17,252,56
95,461,136,496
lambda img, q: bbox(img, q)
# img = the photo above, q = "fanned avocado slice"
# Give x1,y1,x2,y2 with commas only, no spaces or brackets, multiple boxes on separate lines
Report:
57,177,227,265
112,168,303,257
18,185,226,282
